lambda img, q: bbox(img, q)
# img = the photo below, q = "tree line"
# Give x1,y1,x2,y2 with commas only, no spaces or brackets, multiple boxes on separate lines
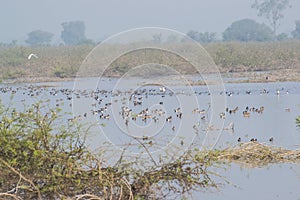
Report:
9,0,300,46
25,21,94,46
189,0,300,43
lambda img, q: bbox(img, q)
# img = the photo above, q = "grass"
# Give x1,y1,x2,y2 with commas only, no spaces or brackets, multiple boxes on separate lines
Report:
0,45,93,80
206,40,300,71
0,101,299,199
1,40,300,82
218,142,300,168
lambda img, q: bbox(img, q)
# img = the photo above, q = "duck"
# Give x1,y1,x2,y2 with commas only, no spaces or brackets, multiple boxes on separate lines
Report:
166,116,172,122
243,111,250,117
219,112,225,119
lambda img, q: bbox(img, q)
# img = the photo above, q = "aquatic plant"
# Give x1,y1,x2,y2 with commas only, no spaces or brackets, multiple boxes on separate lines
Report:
296,116,300,127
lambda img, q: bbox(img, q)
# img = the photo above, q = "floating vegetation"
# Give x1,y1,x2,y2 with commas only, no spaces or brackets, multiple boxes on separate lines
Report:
218,142,300,168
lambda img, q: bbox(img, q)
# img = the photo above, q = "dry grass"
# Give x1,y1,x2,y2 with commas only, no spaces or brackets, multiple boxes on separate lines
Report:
1,40,300,83
218,142,300,168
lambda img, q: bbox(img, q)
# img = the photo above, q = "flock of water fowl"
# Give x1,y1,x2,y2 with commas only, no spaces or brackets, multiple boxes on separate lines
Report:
0,84,291,144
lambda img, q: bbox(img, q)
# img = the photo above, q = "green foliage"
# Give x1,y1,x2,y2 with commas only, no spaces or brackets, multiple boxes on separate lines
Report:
61,21,87,45
292,20,300,39
0,101,220,199
53,66,67,78
0,101,91,198
223,19,274,42
251,0,291,34
296,116,300,127
26,30,54,46
187,30,217,43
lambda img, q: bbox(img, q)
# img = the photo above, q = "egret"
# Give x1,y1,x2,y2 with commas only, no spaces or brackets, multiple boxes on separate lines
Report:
159,86,166,93
28,53,38,60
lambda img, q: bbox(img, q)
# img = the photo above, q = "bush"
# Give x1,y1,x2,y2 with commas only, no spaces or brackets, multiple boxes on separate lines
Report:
296,116,300,127
223,19,274,42
0,101,218,199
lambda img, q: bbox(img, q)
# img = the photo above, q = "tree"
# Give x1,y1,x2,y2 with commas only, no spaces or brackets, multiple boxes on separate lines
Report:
223,19,274,42
61,21,87,45
187,30,199,41
251,0,291,35
199,32,217,43
26,30,54,45
276,33,288,41
291,20,300,39
187,30,217,43
152,33,162,44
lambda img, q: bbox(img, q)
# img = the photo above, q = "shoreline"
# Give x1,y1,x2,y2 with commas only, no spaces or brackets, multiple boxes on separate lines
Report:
1,69,300,85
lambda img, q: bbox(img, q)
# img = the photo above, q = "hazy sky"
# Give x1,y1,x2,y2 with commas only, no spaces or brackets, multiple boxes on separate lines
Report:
1,0,300,43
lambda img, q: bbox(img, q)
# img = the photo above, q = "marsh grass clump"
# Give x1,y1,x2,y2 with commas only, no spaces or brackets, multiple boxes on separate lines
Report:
218,142,300,168
296,116,300,127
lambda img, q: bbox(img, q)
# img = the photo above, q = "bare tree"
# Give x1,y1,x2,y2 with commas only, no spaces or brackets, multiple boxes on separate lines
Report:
251,0,291,35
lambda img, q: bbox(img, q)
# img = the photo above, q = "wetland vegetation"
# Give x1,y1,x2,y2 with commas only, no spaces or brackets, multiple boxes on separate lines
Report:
1,40,300,82
0,101,299,199
1,0,300,199
0,78,299,199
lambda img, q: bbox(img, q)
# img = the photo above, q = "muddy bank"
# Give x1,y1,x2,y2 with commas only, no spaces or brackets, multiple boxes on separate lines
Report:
2,69,299,85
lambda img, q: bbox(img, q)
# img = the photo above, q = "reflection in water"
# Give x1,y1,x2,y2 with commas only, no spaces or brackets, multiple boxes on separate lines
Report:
194,163,300,200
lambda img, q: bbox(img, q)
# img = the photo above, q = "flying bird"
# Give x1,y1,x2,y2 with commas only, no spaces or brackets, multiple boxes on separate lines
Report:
28,53,38,60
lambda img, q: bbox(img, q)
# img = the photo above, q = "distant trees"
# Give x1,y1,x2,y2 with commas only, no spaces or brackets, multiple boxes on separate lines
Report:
251,0,291,35
291,20,300,39
152,33,162,44
186,31,217,43
276,33,288,41
26,30,54,45
61,21,88,45
223,19,273,42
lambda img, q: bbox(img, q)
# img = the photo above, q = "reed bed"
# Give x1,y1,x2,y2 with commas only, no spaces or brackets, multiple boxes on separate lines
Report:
1,40,300,82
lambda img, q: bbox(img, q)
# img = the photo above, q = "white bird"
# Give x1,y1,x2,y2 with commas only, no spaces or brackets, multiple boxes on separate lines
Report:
224,122,234,131
28,53,38,60
159,86,166,93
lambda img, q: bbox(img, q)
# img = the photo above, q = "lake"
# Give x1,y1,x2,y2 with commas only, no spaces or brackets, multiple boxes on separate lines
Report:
0,77,299,199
